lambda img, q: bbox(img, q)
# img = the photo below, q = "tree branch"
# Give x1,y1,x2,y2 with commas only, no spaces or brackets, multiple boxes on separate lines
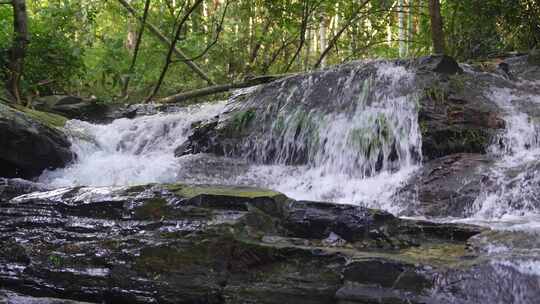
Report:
121,0,151,99
145,0,204,103
116,0,214,85
314,0,371,69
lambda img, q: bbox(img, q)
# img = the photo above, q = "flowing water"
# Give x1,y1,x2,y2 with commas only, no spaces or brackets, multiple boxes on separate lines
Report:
40,61,422,213
39,62,540,228
39,102,227,187
36,61,540,301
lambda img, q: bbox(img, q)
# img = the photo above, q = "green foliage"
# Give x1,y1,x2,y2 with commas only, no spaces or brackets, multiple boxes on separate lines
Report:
1,0,538,102
444,0,540,59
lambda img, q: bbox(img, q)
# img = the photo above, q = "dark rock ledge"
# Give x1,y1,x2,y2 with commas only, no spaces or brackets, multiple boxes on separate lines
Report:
0,183,488,304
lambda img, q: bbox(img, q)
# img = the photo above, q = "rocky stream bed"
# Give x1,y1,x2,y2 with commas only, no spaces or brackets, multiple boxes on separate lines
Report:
1,54,540,303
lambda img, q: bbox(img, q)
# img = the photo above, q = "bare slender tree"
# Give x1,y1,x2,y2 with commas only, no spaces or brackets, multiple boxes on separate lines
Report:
117,0,214,85
121,0,152,99
145,0,204,103
4,0,28,104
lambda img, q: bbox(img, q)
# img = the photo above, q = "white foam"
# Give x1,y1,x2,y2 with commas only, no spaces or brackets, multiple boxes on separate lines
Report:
493,259,540,277
467,85,540,225
39,101,227,187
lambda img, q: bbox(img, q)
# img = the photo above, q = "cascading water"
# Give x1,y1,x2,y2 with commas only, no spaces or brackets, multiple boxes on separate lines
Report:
24,57,540,303
39,102,227,187
449,78,540,230
237,62,422,211
40,61,422,213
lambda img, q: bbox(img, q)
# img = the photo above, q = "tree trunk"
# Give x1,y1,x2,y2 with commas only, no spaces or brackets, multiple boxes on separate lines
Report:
408,0,415,55
158,74,288,104
121,0,151,99
6,0,28,104
428,0,445,54
319,14,327,68
398,0,406,57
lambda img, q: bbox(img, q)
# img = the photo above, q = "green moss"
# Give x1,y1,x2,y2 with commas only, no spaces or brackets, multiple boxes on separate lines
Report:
13,105,68,128
231,109,256,133
135,234,285,274
166,184,282,199
424,84,448,104
399,243,473,268
134,198,169,221
420,121,429,135
448,74,471,94
48,254,63,267
347,114,392,157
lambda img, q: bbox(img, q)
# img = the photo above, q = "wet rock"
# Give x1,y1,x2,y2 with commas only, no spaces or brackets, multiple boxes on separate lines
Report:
413,55,463,75
0,289,95,304
175,60,420,165
0,178,49,203
396,153,493,217
0,183,484,303
503,54,540,82
174,119,221,156
175,57,507,164
417,71,505,160
432,260,540,304
0,103,74,178
527,49,540,66
33,95,109,122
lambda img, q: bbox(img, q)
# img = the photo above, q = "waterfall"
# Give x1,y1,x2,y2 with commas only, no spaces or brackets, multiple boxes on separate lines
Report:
39,102,227,187
39,61,422,212
234,61,422,210
466,81,540,228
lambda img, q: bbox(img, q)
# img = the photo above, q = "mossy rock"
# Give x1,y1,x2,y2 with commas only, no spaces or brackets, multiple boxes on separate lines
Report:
166,184,282,200
0,102,73,178
12,105,68,128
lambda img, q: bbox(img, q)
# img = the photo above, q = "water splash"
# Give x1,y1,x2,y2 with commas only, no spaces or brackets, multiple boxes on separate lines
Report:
40,62,421,212
469,83,540,221
39,102,226,187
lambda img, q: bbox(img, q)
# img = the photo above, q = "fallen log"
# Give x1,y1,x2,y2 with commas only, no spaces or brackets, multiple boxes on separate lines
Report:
157,74,289,104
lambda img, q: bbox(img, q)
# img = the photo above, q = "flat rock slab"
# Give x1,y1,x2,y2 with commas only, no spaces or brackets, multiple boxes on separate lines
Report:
0,183,489,304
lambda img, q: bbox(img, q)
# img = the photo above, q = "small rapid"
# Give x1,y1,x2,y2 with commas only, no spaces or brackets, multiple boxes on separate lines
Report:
39,102,227,187
40,61,422,213
38,59,540,232
445,78,540,231
28,57,540,303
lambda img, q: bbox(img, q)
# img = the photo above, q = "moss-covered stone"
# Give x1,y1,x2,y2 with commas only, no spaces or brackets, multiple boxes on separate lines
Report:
0,102,73,178
133,198,170,221
0,182,488,303
166,184,282,199
12,104,68,128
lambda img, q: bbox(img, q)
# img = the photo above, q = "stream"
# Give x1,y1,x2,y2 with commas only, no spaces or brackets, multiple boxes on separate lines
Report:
7,57,539,302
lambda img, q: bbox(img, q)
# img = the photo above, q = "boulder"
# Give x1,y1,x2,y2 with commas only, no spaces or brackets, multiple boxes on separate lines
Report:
33,95,110,122
0,103,74,178
175,57,506,163
415,68,506,160
0,183,485,303
503,53,540,82
413,54,464,75
527,49,540,66
396,153,493,217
